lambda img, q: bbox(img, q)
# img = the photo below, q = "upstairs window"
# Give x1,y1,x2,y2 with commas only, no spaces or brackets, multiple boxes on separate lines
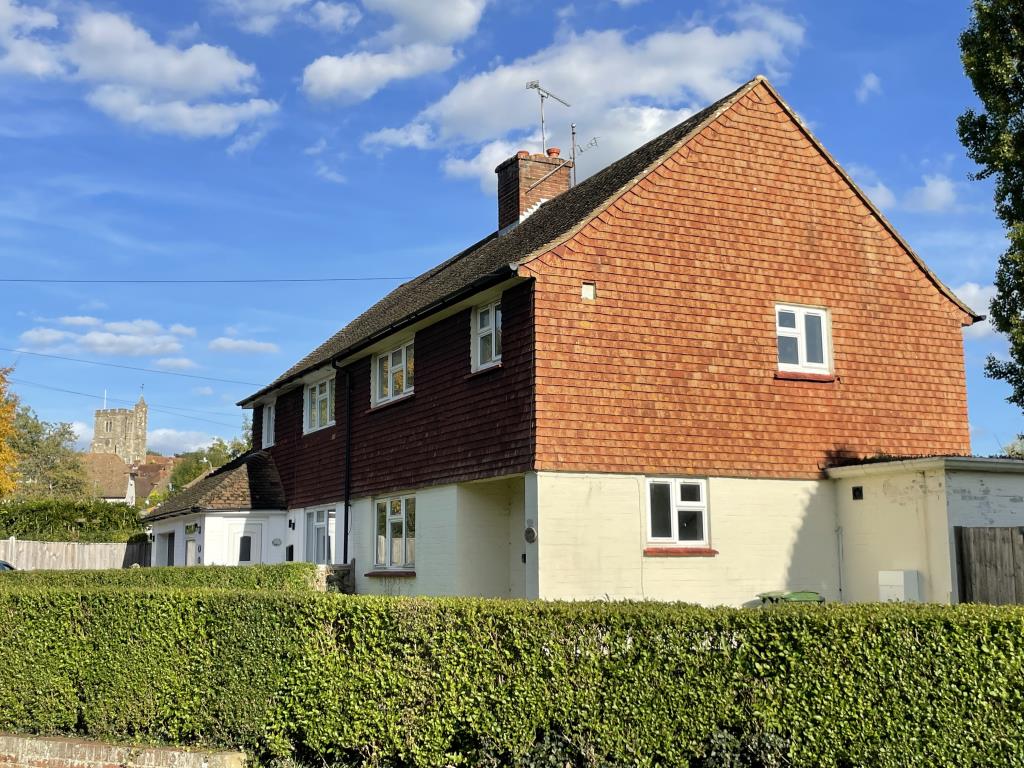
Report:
647,478,709,546
304,375,335,433
261,401,276,447
472,300,502,371
374,341,414,405
775,304,831,374
374,495,415,569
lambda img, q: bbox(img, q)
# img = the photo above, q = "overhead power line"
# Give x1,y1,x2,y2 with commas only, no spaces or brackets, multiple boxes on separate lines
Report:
0,346,261,386
9,378,242,430
0,276,411,285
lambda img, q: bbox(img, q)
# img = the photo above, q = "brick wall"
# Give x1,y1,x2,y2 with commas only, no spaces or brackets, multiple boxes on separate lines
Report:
0,734,243,768
266,280,534,506
523,82,972,480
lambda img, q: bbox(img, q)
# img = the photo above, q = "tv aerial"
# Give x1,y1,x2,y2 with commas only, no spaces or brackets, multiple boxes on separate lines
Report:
526,80,570,154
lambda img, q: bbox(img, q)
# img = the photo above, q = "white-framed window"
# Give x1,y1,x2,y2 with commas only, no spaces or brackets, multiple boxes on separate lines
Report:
261,401,276,447
775,304,831,374
646,478,709,546
472,300,502,370
305,508,334,564
373,341,414,405
374,494,415,569
304,375,335,433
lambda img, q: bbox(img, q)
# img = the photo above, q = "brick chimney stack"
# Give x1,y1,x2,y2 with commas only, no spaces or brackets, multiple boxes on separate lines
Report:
495,148,572,230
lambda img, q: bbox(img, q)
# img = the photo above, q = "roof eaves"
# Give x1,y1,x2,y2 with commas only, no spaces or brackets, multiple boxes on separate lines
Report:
238,264,514,406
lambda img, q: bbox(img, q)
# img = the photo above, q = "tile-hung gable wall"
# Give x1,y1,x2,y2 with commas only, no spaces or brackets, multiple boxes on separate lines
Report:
256,281,534,507
521,82,972,480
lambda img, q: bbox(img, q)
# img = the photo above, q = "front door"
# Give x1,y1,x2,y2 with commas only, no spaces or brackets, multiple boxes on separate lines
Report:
231,523,263,566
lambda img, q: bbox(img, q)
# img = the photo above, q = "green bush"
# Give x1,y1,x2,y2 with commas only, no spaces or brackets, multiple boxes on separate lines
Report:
1,593,1024,767
0,499,143,542
0,562,318,592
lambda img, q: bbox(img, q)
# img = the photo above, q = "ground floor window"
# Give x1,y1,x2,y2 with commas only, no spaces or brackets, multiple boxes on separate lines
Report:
374,494,415,569
647,478,709,546
305,508,334,564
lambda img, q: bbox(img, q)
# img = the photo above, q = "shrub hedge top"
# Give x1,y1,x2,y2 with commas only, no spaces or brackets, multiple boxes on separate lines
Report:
0,499,143,542
0,562,318,591
2,589,1024,768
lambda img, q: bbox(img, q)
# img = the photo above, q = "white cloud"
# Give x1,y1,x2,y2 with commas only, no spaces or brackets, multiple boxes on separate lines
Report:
71,420,93,451
904,173,957,213
58,315,102,327
20,327,73,346
213,0,309,34
154,357,199,370
855,72,881,104
367,6,804,184
955,282,997,339
0,6,276,140
79,331,182,356
303,1,361,32
148,428,215,454
863,181,896,210
209,336,279,353
315,162,346,183
87,85,277,138
304,137,327,155
302,42,456,102
227,125,270,154
66,12,258,98
0,0,63,77
168,22,202,46
104,318,163,335
192,386,214,396
363,0,487,44
19,317,195,357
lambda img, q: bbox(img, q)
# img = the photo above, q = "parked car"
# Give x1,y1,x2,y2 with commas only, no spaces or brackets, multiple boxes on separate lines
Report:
0,560,15,571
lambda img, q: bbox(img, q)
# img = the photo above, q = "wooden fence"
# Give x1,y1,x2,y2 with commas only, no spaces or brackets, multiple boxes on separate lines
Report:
955,526,1024,605
0,537,151,571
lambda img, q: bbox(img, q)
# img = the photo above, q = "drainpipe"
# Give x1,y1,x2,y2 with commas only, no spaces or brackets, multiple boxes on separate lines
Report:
332,361,352,564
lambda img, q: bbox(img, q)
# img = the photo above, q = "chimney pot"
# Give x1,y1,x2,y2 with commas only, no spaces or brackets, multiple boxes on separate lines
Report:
546,147,560,158
516,150,530,159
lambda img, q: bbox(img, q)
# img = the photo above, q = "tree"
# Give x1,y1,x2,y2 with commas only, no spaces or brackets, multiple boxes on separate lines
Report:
0,369,17,498
9,405,87,499
958,0,1024,408
168,418,252,491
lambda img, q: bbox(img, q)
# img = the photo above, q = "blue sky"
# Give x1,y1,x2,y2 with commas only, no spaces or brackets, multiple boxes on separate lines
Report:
0,0,1017,455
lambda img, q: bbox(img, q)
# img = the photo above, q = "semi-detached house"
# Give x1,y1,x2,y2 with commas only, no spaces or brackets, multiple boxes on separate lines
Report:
146,76,1024,606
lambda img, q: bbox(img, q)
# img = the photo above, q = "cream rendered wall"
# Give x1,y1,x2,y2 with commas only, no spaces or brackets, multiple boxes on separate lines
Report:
349,479,522,597
528,472,839,606
834,470,951,603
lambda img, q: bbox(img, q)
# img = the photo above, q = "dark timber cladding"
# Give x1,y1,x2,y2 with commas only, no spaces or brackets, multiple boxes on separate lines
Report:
260,282,533,507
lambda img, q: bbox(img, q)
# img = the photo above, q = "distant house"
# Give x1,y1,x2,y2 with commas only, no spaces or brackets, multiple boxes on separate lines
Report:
81,453,136,505
146,77,1024,605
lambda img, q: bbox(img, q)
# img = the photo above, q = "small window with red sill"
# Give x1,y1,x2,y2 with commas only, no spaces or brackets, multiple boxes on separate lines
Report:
775,304,831,375
647,478,709,547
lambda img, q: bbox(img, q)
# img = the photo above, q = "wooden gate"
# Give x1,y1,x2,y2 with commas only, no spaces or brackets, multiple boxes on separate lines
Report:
955,526,1024,604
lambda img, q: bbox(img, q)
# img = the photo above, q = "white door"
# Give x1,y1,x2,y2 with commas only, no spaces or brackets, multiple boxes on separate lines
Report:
231,523,263,565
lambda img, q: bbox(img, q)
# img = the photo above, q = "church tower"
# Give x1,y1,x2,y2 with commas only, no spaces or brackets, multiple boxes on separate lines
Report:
89,394,148,465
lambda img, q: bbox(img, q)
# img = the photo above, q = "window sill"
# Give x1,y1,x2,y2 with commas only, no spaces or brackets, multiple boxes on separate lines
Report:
466,361,502,379
367,392,414,413
302,422,335,437
774,371,836,383
643,547,719,558
364,569,416,578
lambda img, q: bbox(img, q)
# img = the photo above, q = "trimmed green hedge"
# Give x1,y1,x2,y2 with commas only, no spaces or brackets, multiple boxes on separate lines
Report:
0,499,143,542
0,563,318,592
2,592,1024,767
